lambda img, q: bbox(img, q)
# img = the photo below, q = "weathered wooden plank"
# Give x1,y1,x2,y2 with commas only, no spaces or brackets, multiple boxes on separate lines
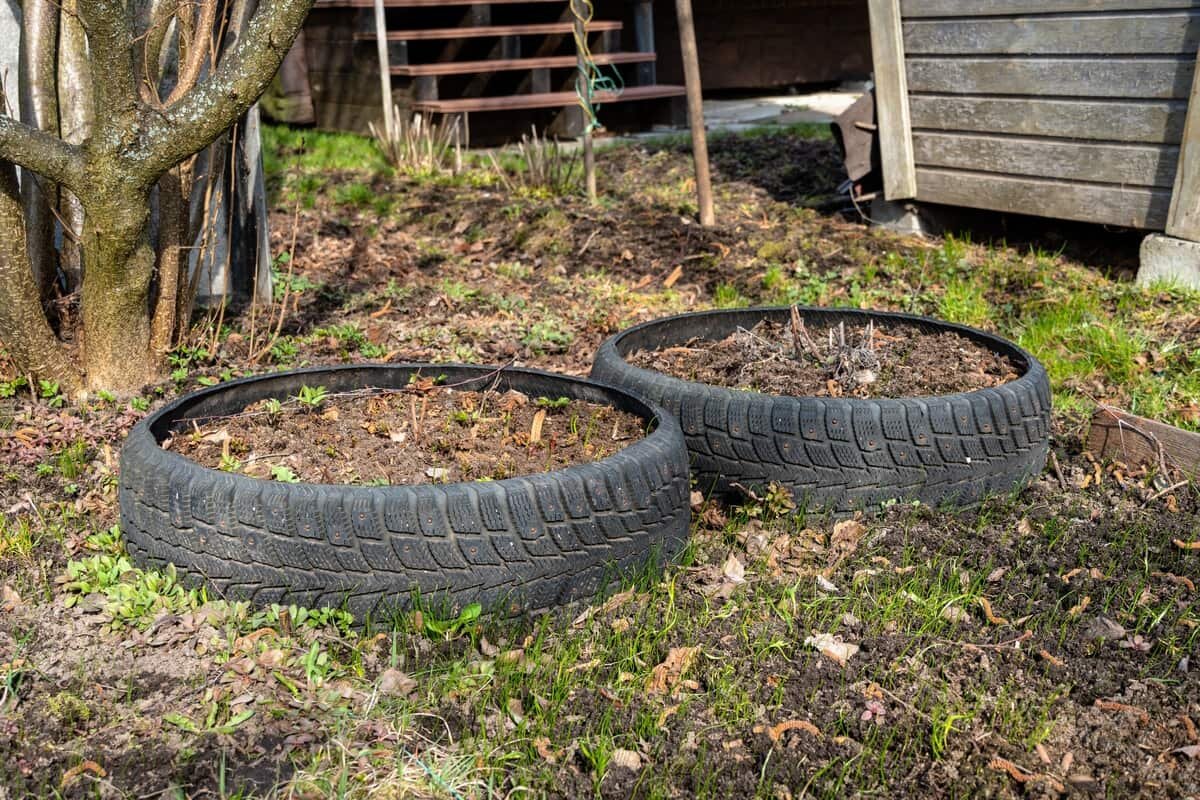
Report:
1087,406,1200,476
1167,48,1200,240
903,0,1200,17
904,13,1200,56
913,132,1179,187
915,167,1172,229
906,57,1195,99
909,96,1188,144
869,0,917,199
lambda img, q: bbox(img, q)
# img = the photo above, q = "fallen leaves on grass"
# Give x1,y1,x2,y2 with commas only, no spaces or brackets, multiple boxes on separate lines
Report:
646,646,700,695
1175,745,1200,760
804,633,859,666
825,517,866,574
533,737,557,763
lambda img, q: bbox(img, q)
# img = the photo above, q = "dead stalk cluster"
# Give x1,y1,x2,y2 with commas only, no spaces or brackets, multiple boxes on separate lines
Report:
369,105,467,176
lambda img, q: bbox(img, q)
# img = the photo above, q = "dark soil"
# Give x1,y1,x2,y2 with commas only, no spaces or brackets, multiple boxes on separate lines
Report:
168,386,645,485
629,318,1021,398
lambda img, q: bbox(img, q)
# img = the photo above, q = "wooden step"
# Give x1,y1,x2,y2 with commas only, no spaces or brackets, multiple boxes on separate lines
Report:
357,21,621,41
411,84,685,113
393,52,655,77
317,0,560,6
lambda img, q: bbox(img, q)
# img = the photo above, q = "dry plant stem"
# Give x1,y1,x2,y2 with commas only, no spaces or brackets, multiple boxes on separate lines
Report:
248,201,302,364
789,305,822,362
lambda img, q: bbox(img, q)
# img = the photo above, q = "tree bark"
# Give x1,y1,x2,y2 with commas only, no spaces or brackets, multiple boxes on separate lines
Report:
18,0,60,302
79,188,157,391
149,166,186,360
0,159,82,394
57,0,94,292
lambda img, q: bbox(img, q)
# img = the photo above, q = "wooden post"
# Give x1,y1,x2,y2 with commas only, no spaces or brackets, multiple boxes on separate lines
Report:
372,0,394,138
1166,46,1200,241
867,0,917,200
571,0,597,202
673,0,714,226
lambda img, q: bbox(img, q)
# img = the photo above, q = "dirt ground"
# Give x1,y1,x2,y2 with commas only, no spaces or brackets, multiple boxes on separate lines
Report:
627,318,1019,398
0,125,1198,799
170,386,644,485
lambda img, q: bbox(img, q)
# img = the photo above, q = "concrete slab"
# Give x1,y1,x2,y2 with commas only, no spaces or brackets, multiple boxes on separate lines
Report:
1138,233,1200,290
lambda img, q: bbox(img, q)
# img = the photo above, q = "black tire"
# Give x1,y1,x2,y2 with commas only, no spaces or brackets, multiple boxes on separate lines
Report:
591,307,1051,514
119,364,691,619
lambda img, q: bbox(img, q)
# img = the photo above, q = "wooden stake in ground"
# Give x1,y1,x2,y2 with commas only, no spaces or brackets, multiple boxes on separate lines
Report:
372,0,395,139
571,0,598,203
673,0,714,226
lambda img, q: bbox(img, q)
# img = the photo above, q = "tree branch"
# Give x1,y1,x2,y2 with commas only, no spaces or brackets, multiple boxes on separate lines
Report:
0,115,85,194
138,0,315,178
78,0,141,136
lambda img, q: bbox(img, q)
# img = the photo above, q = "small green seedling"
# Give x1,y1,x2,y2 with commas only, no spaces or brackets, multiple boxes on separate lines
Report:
0,377,28,398
38,379,65,408
423,602,482,640
535,396,571,410
271,465,301,483
296,385,329,410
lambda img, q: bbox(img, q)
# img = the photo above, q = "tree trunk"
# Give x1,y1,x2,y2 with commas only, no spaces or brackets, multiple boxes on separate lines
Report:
57,0,92,292
80,191,157,391
18,0,60,303
0,159,82,394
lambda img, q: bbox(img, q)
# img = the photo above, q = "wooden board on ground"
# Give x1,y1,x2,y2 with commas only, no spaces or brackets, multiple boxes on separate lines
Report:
1087,406,1200,475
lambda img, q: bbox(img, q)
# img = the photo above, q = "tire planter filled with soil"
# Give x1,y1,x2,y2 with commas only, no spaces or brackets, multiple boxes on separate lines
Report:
119,364,691,618
592,307,1051,514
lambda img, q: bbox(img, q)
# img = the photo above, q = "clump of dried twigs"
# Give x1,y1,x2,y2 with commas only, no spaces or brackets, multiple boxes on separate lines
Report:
369,106,467,176
488,126,581,196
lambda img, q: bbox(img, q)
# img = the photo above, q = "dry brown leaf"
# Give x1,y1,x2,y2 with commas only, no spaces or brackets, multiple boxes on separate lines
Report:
1175,745,1200,760
533,736,557,763
610,749,642,771
378,668,417,698
1016,518,1033,536
986,567,1007,583
979,597,1009,626
804,633,859,666
529,408,546,444
506,697,525,724
320,407,339,422
722,553,746,584
1,585,20,613
646,646,700,695
768,719,822,743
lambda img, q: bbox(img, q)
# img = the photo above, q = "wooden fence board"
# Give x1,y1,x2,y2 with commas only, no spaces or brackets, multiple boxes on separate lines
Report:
902,0,1200,17
912,132,1179,187
915,167,1172,228
906,57,1196,99
904,13,1200,56
908,96,1188,144
869,0,917,199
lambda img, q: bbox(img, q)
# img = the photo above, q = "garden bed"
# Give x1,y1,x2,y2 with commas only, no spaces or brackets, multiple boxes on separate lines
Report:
627,316,1019,398
169,384,645,485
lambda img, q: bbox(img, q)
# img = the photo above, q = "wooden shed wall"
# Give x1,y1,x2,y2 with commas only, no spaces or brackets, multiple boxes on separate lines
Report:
880,1,1200,231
